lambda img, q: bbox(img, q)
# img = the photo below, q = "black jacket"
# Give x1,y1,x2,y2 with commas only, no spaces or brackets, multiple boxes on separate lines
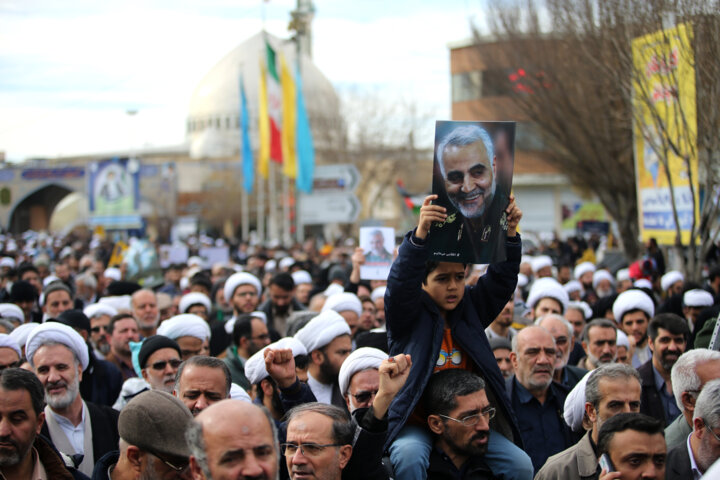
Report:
90,450,119,480
637,360,669,426
427,446,498,480
665,441,692,479
41,401,120,466
80,346,123,407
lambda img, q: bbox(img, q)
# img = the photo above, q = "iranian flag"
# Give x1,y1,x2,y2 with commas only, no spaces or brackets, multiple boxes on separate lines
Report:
259,40,283,177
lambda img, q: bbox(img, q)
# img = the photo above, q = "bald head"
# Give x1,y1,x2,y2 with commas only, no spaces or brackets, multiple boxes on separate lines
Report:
187,400,279,480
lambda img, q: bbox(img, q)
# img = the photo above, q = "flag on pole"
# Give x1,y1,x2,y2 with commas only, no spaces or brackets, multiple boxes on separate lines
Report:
280,56,297,178
264,41,283,164
239,75,253,192
295,62,315,193
258,61,270,179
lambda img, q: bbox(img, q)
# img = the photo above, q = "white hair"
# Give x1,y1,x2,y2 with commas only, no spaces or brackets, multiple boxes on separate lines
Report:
671,349,720,411
436,124,495,178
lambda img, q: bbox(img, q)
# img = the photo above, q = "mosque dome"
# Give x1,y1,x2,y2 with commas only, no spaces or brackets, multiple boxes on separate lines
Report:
187,31,342,159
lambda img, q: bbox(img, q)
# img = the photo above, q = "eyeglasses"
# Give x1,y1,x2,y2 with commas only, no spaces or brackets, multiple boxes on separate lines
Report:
150,451,189,473
351,390,378,404
438,407,496,427
90,326,110,333
280,442,342,457
149,359,183,370
704,420,720,443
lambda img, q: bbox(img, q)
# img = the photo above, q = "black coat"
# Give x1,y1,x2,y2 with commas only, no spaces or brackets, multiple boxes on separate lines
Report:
80,347,123,407
427,446,498,480
41,401,120,466
637,360,670,426
665,441,692,479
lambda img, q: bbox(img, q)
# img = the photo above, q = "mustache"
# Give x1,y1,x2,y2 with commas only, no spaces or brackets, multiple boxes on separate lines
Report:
46,380,68,391
0,436,18,449
455,187,486,201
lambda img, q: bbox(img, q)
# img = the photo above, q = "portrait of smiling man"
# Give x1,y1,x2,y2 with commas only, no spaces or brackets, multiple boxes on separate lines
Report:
429,121,515,264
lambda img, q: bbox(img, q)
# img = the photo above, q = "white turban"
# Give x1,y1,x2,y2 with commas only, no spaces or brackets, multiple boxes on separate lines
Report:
98,295,132,312
683,289,714,308
371,286,387,302
323,283,344,297
616,268,630,282
564,370,593,432
0,303,25,323
9,322,39,350
612,289,654,322
563,280,583,295
616,329,630,349
338,347,387,395
574,262,596,280
0,257,15,268
568,301,593,320
265,259,277,272
292,270,312,285
295,310,351,352
188,256,206,269
104,267,121,281
157,314,211,341
224,272,262,303
517,273,529,288
43,275,60,288
245,336,310,384
179,292,212,314
322,292,362,317
223,311,268,335
661,270,684,292
0,334,21,359
526,278,569,312
633,279,653,290
531,255,553,274
83,303,118,320
279,257,295,270
26,322,89,370
592,270,615,289
229,383,252,402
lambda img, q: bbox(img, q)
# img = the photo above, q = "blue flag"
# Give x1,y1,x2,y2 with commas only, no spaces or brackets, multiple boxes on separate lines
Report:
295,64,314,193
240,76,253,192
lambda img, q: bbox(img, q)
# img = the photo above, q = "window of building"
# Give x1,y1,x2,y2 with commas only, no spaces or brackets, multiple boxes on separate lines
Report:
451,71,482,102
481,69,514,97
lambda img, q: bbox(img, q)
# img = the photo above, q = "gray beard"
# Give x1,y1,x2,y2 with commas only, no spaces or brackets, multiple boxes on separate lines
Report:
45,377,80,410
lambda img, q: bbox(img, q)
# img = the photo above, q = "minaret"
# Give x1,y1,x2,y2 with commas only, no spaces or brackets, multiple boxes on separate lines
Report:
288,0,315,58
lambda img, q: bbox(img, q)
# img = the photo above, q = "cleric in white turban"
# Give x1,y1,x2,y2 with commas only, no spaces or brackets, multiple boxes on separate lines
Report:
338,346,387,397
0,333,22,361
9,322,40,356
295,310,351,353
526,277,569,318
157,314,211,359
322,292,363,335
563,370,593,432
612,289,654,368
0,303,25,325
25,321,89,370
178,292,212,317
612,289,655,324
224,272,262,304
574,262,596,285
661,270,684,295
83,303,118,320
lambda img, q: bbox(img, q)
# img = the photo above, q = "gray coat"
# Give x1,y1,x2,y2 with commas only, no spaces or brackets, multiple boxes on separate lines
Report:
534,431,599,480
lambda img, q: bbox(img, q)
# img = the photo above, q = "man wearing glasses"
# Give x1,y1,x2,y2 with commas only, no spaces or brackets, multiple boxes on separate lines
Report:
424,369,497,478
93,390,194,480
284,403,354,480
666,379,720,478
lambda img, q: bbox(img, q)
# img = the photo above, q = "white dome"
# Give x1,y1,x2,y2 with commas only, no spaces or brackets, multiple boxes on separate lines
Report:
187,32,342,158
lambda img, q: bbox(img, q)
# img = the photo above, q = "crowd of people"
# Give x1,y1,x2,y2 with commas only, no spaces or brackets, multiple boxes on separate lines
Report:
0,194,719,480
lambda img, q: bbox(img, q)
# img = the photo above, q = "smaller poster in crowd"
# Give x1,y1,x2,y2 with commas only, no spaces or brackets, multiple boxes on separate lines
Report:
199,246,230,266
359,227,395,280
158,245,189,269
427,121,515,264
88,157,142,229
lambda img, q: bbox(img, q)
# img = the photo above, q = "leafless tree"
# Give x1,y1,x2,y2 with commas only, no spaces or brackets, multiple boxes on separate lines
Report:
482,0,719,278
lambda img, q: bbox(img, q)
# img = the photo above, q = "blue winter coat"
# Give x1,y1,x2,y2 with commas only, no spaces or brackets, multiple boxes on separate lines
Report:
384,230,522,450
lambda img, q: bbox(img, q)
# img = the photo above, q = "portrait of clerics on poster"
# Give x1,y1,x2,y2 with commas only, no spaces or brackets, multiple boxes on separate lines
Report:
427,121,516,264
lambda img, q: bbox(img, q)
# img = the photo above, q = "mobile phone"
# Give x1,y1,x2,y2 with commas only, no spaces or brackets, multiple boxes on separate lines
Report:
599,453,615,472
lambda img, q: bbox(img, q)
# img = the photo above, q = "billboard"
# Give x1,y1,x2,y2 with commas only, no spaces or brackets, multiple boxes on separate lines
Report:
632,23,698,245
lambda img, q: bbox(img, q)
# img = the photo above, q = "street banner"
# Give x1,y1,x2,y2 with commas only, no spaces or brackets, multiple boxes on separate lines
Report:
427,121,515,264
632,23,698,245
88,158,142,229
360,227,395,280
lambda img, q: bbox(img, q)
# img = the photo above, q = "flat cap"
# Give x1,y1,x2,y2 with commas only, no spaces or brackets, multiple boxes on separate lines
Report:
119,390,193,458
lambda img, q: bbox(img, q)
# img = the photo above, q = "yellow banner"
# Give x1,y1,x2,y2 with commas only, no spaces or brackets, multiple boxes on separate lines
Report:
632,23,698,245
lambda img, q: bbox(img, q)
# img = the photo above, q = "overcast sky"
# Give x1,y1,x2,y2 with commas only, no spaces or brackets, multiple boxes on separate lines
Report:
0,0,488,162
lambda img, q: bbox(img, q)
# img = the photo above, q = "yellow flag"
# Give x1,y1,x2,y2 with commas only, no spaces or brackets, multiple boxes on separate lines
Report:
281,56,297,178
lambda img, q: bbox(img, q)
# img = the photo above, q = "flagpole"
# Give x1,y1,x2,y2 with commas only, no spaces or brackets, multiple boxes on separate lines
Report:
257,165,265,244
283,174,291,246
269,161,278,243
